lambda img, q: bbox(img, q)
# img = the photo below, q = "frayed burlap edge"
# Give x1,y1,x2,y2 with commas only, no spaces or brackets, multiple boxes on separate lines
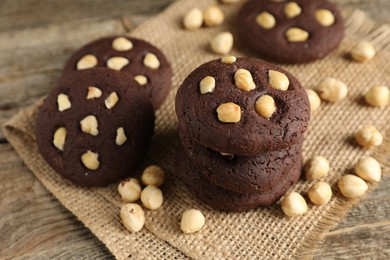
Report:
294,10,390,259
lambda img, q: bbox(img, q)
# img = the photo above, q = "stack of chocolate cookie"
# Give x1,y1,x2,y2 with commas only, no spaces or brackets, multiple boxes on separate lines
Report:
175,57,310,211
35,36,172,187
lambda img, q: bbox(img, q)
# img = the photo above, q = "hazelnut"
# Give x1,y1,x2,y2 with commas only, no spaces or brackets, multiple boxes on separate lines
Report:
203,5,224,27
305,156,330,180
351,41,376,62
107,56,129,71
221,55,237,64
306,89,321,112
315,9,335,27
280,192,308,217
80,115,99,136
355,125,383,148
234,69,256,92
57,93,72,112
120,203,145,232
307,182,332,205
268,70,289,91
112,37,133,51
355,156,381,182
255,11,276,29
318,77,348,103
105,92,119,109
140,185,163,210
81,150,100,170
285,27,309,42
86,86,102,99
364,86,389,107
115,127,127,146
284,2,302,18
134,75,148,86
210,32,234,55
53,127,67,151
216,102,241,123
255,95,276,118
183,8,203,30
180,209,205,234
338,174,368,199
199,76,216,94
77,54,98,70
141,165,165,187
118,178,142,203
219,152,235,160
143,53,160,69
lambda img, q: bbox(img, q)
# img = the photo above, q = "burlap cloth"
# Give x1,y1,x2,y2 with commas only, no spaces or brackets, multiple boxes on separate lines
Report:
3,0,390,258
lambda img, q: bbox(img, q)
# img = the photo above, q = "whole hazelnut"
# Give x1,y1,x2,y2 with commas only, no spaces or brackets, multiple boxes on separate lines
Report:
183,8,203,30
203,5,224,27
306,89,321,112
118,178,142,202
280,192,308,217
318,78,348,103
364,86,389,107
307,182,332,205
210,32,234,55
180,209,205,233
305,156,330,180
338,174,368,199
140,185,163,210
351,41,376,62
141,165,165,187
355,125,383,148
120,203,145,232
354,156,381,182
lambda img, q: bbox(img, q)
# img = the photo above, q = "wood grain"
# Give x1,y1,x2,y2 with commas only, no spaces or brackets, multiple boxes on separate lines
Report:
0,0,389,259
0,144,113,260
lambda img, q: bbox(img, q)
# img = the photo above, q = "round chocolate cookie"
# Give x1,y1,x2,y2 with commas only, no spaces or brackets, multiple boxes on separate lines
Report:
36,68,155,187
175,57,310,156
179,132,302,194
63,36,172,109
237,0,345,63
175,146,302,212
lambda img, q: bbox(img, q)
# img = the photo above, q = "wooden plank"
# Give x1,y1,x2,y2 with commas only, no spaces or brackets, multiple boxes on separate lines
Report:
0,72,59,142
0,0,174,32
0,18,126,77
314,177,390,258
337,0,390,24
0,18,127,139
0,143,113,259
315,224,390,259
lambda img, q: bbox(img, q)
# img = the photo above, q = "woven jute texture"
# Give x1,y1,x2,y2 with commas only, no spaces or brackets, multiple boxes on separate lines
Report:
4,0,390,259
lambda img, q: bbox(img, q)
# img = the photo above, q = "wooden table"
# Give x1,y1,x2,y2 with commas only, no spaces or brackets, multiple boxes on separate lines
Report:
1,1,389,259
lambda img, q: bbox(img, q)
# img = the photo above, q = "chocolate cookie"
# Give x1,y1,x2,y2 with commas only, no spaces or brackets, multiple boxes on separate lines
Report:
36,68,155,187
175,57,310,155
237,0,345,63
179,132,302,194
175,146,302,212
63,36,172,109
